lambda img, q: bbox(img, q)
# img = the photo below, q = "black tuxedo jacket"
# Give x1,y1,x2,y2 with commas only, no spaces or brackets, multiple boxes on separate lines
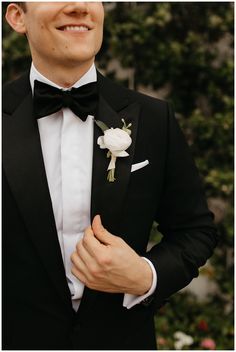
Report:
2,71,218,350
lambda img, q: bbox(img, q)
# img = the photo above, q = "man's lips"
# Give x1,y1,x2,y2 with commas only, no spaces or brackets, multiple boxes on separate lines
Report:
57,24,91,32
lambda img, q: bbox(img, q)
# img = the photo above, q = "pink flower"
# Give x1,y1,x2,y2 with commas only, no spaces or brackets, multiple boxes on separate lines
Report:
200,338,216,350
157,337,166,346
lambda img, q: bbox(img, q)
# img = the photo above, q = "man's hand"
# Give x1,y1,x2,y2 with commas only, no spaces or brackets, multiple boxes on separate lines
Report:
71,215,152,295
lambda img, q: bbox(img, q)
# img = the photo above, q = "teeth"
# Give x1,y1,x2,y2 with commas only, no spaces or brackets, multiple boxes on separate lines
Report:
63,25,89,31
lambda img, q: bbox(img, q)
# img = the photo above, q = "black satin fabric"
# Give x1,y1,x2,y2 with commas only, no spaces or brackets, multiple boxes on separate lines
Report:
33,79,98,120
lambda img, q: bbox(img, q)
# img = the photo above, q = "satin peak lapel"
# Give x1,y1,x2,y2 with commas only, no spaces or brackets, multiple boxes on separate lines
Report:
3,93,72,311
91,95,140,234
79,95,140,318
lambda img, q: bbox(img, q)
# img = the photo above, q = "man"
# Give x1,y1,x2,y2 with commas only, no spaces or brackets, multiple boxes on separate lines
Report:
3,2,218,350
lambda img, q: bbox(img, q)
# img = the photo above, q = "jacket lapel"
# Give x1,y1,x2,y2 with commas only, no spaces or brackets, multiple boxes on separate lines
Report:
91,95,140,234
3,92,72,312
80,78,140,318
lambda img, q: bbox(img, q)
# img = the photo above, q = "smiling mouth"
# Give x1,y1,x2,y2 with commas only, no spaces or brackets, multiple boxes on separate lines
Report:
57,25,90,32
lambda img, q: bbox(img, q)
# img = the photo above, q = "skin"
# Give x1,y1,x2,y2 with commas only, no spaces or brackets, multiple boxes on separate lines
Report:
5,2,152,296
71,215,152,295
6,2,104,87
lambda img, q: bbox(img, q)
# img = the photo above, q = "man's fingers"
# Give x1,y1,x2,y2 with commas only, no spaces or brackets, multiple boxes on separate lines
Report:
92,215,115,245
74,216,121,272
71,264,87,285
76,239,94,267
71,251,86,273
71,251,92,283
82,224,105,257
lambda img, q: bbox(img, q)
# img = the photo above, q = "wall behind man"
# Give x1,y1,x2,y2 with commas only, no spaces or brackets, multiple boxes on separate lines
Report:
2,2,234,350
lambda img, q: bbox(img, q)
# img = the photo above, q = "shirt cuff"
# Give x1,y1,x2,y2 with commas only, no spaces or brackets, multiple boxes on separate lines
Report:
122,257,157,309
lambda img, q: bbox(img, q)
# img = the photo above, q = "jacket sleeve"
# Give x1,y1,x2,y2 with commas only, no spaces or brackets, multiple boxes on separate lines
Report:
145,103,218,310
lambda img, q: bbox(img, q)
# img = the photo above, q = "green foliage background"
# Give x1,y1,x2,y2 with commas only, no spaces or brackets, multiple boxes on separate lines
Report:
2,2,234,350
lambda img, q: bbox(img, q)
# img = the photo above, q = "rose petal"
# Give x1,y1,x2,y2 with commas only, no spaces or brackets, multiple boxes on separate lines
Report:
103,128,132,151
112,150,129,157
97,136,106,149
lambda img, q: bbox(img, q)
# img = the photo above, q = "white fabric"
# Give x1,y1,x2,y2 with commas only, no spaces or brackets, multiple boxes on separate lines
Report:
131,159,149,173
123,257,157,309
30,62,157,311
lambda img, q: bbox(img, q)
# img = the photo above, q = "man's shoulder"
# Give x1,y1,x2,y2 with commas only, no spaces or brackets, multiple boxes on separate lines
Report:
97,70,168,113
3,71,31,114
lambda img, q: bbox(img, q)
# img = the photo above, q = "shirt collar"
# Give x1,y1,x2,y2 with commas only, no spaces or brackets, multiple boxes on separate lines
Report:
30,62,97,93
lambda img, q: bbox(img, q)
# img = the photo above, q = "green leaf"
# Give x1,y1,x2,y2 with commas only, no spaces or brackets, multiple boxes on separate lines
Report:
94,120,109,132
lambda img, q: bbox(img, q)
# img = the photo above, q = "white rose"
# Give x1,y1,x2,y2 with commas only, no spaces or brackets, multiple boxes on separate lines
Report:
97,128,132,157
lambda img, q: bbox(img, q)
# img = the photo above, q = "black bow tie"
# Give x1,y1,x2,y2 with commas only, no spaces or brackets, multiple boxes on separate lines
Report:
33,80,98,121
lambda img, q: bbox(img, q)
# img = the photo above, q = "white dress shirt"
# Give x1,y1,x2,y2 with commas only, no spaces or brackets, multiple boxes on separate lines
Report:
30,62,157,311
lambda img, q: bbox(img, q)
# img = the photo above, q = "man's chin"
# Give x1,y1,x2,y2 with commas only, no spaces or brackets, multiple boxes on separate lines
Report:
62,53,95,67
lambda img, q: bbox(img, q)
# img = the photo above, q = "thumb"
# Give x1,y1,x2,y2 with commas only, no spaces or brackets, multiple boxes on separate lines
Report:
92,215,114,245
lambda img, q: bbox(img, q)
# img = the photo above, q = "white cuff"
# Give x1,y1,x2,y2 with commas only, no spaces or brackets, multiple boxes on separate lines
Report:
122,257,157,309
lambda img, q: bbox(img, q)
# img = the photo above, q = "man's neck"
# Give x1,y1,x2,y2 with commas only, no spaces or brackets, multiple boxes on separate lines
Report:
32,59,95,88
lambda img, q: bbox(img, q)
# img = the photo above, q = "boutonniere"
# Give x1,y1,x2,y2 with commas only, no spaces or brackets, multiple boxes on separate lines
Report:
95,119,132,182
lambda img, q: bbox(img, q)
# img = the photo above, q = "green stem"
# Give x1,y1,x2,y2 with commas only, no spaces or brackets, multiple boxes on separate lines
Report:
107,169,116,182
